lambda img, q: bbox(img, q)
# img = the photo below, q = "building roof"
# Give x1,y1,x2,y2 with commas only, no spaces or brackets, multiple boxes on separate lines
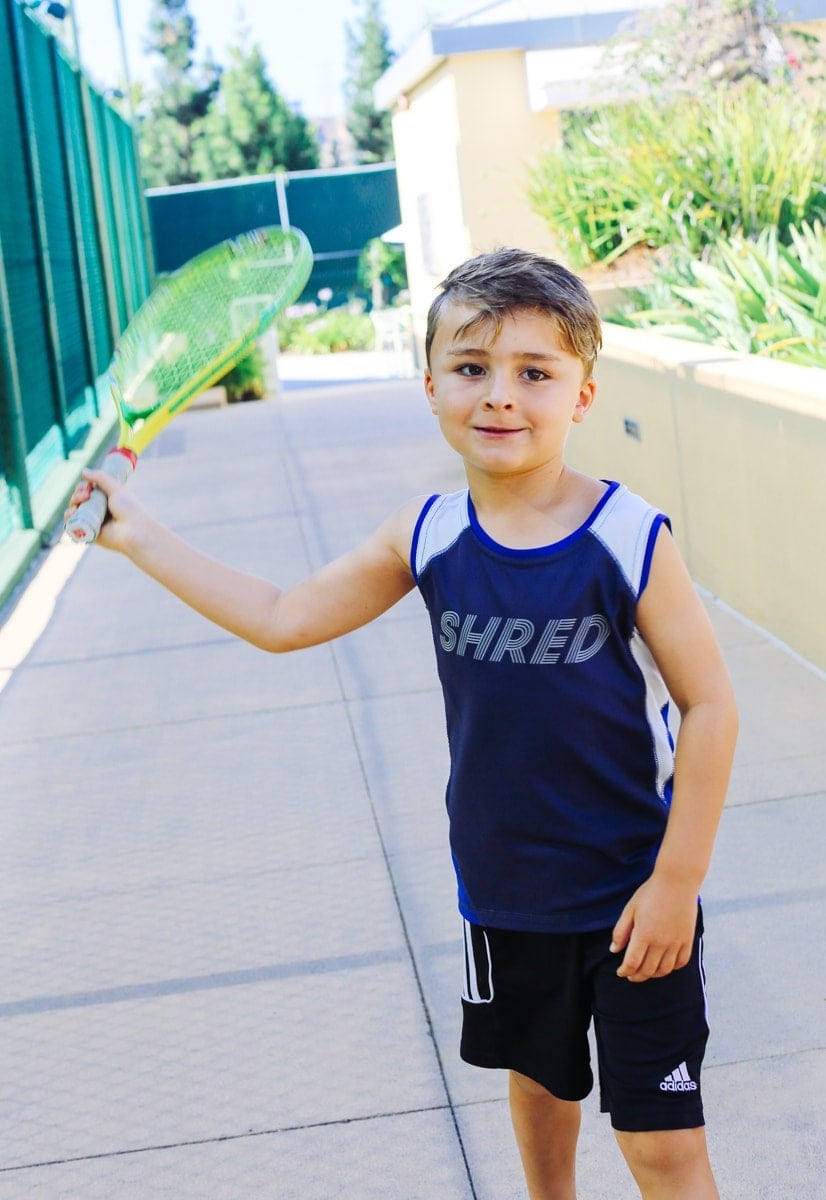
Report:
374,0,664,107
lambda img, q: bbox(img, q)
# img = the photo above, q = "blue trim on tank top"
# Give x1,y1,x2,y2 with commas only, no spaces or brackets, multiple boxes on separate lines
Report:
639,511,671,594
410,493,440,582
467,479,621,559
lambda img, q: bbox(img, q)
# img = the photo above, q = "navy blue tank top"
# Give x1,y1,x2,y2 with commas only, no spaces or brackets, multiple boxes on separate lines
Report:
412,481,674,933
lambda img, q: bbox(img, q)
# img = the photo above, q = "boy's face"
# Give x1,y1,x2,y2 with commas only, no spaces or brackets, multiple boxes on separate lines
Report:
424,303,595,481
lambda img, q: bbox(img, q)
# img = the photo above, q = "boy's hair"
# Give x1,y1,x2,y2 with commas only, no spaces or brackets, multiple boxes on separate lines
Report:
425,247,602,377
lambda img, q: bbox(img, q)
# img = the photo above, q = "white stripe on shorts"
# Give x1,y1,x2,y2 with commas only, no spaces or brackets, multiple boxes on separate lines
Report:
698,931,709,1026
462,919,494,1004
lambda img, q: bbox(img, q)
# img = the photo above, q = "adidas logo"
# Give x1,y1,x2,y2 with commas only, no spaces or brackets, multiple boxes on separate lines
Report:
659,1062,698,1092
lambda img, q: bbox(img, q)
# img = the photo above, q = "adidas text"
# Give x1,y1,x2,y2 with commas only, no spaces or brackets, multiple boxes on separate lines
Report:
659,1062,697,1092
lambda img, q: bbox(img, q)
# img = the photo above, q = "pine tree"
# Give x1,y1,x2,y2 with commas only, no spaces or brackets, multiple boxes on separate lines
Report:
191,27,320,180
139,0,221,186
344,0,395,164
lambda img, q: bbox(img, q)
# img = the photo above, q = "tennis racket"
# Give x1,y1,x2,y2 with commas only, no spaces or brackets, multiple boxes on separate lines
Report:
64,225,313,543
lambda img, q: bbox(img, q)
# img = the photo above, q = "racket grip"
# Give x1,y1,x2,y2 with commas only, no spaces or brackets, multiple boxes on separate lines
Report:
64,448,137,544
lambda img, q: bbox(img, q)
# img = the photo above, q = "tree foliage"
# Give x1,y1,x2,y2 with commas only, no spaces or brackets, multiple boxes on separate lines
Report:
607,0,820,95
139,0,221,186
344,0,395,163
139,3,320,187
192,27,319,180
357,237,407,307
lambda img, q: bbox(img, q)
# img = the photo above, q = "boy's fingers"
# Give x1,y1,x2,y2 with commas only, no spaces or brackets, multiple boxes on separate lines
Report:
615,934,644,978
617,939,658,981
82,468,118,494
65,469,125,522
610,906,633,954
64,480,93,517
617,936,690,982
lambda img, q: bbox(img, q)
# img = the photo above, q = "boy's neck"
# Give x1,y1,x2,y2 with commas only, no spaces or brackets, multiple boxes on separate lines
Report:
466,464,607,550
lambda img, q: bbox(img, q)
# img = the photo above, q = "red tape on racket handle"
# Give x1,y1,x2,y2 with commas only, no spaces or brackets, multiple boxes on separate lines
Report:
64,449,137,544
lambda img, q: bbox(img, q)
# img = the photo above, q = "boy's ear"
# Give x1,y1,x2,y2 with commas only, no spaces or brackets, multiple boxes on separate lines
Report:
424,369,438,414
572,377,596,424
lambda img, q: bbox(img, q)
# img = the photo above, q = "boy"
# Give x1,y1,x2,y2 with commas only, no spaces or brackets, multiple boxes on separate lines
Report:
68,247,738,1199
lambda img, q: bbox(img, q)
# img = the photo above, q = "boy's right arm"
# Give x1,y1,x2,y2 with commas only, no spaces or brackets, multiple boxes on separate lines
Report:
66,469,419,651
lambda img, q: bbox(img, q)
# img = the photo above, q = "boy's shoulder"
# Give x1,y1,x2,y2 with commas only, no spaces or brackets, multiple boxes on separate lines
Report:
410,489,469,581
410,482,667,593
588,482,670,598
590,480,666,524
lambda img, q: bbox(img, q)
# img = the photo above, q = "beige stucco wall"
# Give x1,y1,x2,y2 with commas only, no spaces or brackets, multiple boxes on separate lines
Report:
449,51,562,254
390,64,469,358
391,49,562,357
567,324,826,671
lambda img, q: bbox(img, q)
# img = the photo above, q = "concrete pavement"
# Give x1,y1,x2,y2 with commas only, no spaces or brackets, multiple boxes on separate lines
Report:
0,351,823,1198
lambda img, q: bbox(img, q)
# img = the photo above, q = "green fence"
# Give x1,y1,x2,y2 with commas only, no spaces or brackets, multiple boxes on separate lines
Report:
146,162,402,305
0,0,152,596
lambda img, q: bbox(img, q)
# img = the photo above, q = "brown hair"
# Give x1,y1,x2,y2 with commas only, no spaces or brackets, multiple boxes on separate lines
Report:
425,247,602,376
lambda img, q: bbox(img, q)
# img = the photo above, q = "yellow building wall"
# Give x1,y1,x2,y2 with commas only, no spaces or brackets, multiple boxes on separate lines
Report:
391,64,469,358
391,50,562,359
450,50,562,256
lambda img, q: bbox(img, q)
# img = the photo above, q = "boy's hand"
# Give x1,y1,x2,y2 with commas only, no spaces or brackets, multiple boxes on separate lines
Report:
64,469,149,555
609,874,698,983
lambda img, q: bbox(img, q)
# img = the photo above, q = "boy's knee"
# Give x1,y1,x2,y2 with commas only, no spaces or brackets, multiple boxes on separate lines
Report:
509,1071,581,1116
510,1070,554,1098
615,1126,711,1181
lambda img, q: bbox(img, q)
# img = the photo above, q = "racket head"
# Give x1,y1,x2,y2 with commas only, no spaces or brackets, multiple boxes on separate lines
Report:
111,226,313,454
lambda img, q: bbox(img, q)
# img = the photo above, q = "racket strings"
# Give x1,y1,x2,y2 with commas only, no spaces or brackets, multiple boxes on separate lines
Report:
112,228,312,422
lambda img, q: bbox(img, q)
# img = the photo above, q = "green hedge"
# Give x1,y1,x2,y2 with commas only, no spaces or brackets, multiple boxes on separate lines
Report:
609,222,826,368
277,306,375,355
528,81,826,268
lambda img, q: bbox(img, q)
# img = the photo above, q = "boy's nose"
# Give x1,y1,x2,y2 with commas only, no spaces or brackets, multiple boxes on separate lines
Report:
484,374,513,408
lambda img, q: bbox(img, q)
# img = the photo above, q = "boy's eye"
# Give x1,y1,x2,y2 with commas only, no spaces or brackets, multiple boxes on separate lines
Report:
523,367,549,382
457,363,485,377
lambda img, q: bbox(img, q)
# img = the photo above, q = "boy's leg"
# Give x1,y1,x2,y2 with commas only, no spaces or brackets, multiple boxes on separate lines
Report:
614,1127,719,1200
509,1071,580,1200
458,923,593,1198
590,906,716,1198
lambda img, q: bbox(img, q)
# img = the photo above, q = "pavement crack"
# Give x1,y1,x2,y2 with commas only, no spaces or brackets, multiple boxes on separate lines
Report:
706,1045,825,1071
0,1104,456,1174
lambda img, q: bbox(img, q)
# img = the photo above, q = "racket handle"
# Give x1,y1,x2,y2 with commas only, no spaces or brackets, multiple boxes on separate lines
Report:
64,448,137,544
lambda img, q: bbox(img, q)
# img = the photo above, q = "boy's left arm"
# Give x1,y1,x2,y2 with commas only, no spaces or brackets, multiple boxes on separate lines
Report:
610,526,739,983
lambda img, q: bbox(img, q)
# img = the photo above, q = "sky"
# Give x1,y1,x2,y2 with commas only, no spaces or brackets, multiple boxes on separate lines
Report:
64,0,474,117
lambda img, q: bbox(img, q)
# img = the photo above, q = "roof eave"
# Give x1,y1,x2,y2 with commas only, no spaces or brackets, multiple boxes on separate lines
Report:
374,29,445,110
374,10,642,109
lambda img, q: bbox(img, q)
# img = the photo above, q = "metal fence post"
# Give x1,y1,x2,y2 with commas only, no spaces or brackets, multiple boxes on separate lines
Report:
67,15,121,348
0,244,35,531
111,0,155,293
9,1,71,454
52,41,99,412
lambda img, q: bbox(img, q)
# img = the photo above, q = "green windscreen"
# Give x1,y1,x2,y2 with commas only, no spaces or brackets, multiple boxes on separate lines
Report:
57,62,113,378
0,1,154,555
0,10,55,459
27,21,89,441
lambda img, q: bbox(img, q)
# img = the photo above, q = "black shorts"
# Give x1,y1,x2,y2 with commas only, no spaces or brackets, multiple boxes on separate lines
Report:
460,906,709,1132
